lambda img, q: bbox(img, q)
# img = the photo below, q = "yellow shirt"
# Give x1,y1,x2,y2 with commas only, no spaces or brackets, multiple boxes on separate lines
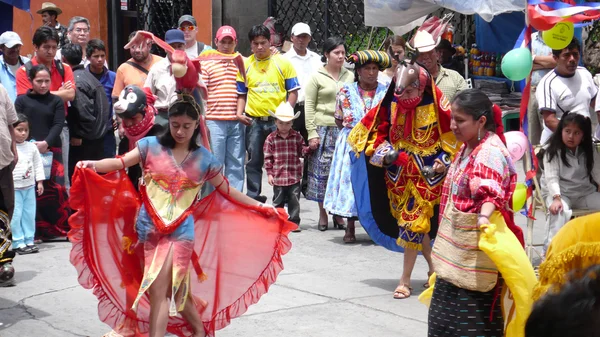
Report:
236,54,300,117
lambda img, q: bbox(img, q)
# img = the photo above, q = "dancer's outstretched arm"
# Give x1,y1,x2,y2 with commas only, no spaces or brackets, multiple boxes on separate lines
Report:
77,148,141,173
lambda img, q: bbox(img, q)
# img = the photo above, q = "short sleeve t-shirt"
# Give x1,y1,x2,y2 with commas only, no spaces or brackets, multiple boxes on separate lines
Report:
236,54,300,117
111,55,163,98
536,67,598,144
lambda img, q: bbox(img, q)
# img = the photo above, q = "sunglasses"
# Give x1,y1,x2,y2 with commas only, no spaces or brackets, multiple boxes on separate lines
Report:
179,26,196,32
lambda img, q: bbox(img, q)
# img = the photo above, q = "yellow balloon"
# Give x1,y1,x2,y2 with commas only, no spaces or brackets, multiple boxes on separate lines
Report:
512,183,527,211
542,21,575,50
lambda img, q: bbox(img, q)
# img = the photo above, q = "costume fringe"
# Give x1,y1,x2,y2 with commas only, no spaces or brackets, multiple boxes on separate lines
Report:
396,238,423,251
532,242,600,300
347,122,370,156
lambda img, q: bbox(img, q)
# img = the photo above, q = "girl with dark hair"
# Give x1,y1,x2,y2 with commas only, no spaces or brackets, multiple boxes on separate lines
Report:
541,113,600,250
304,36,354,231
14,64,70,240
379,35,406,86
71,95,296,337
11,113,45,254
427,89,527,336
323,50,389,242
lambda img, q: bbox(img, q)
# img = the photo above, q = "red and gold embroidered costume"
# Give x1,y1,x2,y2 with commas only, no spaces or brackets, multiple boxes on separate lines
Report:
348,66,459,251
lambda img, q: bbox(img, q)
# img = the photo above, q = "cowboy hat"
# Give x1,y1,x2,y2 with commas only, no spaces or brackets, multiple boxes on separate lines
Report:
267,102,300,122
37,2,63,15
412,30,440,53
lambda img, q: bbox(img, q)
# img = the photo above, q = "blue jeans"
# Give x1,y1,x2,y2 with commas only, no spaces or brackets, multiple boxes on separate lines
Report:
206,120,245,191
11,186,36,248
245,118,276,198
103,129,116,158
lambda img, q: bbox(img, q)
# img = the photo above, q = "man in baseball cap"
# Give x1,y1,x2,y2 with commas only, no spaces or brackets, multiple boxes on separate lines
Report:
199,25,245,191
37,2,68,48
178,14,213,58
283,22,322,195
144,29,186,127
0,32,30,102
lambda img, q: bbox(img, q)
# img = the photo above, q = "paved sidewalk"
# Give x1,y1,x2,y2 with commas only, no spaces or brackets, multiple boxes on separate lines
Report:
0,163,547,337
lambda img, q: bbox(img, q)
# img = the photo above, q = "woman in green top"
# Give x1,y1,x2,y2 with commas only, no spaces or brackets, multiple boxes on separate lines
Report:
305,37,354,231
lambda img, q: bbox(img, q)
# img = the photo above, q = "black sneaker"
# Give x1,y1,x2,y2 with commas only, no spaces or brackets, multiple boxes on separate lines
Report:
26,244,39,253
253,195,268,203
16,246,35,255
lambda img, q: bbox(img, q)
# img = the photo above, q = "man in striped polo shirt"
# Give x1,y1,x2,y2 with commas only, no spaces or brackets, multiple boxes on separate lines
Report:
200,26,245,191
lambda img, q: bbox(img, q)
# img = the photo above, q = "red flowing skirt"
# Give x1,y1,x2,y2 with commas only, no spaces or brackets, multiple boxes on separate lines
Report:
68,168,296,336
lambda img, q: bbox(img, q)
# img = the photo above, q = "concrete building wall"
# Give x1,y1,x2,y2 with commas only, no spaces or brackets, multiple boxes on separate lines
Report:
14,0,108,57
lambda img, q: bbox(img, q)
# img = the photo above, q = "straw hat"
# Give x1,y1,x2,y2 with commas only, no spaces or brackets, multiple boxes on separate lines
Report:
37,2,63,15
267,102,300,122
412,30,440,53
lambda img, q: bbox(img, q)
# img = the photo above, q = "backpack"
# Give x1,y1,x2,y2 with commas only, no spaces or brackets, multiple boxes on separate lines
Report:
24,59,65,81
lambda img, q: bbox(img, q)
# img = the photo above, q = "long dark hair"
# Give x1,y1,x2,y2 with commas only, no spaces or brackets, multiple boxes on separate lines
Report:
157,95,201,151
451,89,496,132
321,36,345,63
545,113,594,177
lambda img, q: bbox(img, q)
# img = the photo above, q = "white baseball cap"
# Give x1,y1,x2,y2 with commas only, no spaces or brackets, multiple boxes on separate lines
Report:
0,31,23,48
291,23,311,37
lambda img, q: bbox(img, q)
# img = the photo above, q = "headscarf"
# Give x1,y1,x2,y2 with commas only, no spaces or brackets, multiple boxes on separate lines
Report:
347,50,392,70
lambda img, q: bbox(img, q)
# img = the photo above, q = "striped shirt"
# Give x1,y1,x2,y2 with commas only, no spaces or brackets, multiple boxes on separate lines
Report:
200,60,239,121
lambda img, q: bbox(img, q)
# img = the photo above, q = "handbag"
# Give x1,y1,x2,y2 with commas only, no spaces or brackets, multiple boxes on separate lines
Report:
40,151,53,178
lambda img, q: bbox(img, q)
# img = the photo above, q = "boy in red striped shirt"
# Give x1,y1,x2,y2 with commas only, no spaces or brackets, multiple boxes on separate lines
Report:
200,26,245,191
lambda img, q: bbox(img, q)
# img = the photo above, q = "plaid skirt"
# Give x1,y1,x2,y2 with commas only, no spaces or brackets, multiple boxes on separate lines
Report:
306,126,339,202
428,277,504,337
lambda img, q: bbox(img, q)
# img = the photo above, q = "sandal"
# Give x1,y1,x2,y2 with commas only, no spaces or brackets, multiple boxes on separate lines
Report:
393,284,412,299
333,216,346,230
343,225,356,243
423,271,434,288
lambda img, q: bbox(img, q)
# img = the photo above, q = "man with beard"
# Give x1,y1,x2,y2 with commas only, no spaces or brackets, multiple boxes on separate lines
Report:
111,31,162,103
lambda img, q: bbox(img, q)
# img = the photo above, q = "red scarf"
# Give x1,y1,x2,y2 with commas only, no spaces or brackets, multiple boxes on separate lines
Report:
124,107,156,151
123,88,158,151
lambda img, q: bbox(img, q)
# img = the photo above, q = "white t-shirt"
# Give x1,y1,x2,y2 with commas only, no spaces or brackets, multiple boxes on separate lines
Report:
185,42,213,59
283,48,323,103
536,67,598,144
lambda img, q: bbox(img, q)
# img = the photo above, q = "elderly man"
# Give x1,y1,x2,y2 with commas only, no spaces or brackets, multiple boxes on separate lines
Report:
413,30,468,101
178,15,213,58
0,32,30,102
283,22,322,195
37,2,68,48
55,16,93,65
144,29,186,127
